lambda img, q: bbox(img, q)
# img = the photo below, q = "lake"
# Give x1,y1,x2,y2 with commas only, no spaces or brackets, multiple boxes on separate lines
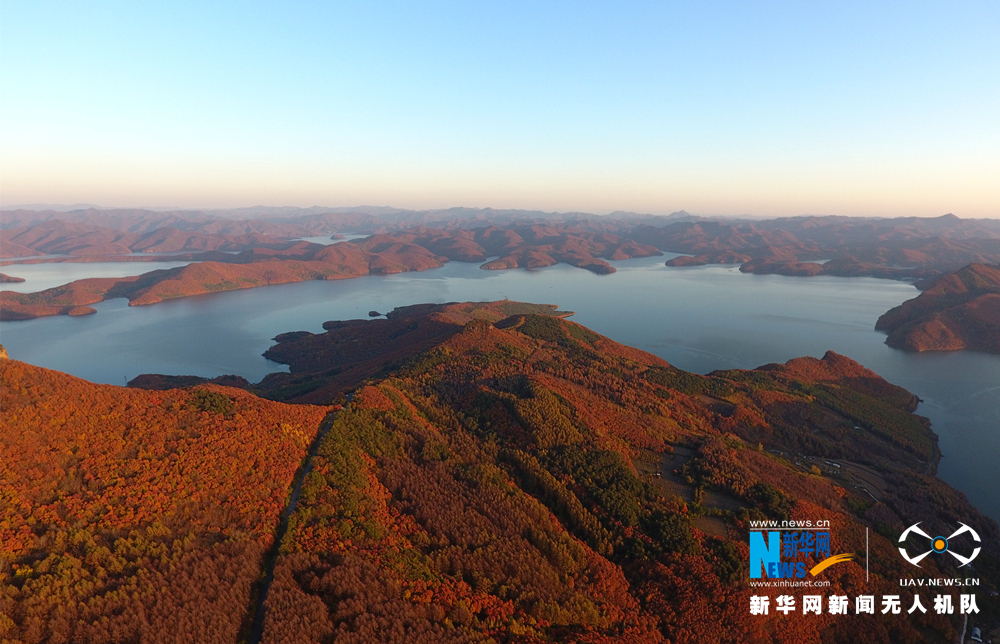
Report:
0,235,368,293
1,255,998,521
0,260,197,293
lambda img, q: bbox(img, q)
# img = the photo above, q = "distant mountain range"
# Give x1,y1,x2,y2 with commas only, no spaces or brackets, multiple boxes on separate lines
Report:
3,208,1000,354
3,203,106,212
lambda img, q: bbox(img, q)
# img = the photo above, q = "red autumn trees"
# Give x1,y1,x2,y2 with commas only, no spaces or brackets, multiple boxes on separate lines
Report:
0,360,328,643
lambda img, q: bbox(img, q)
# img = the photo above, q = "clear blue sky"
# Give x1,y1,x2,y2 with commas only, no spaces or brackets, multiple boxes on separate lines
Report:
3,1,998,216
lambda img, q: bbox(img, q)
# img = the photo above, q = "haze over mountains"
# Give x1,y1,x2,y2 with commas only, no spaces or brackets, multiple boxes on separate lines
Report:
5,207,999,272
3,207,1000,354
0,204,697,224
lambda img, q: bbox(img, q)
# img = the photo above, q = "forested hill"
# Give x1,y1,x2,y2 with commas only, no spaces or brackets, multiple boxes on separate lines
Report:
2,304,999,642
876,263,1000,353
0,357,331,643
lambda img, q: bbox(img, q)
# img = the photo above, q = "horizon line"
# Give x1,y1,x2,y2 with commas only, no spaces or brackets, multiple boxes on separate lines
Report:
0,203,985,222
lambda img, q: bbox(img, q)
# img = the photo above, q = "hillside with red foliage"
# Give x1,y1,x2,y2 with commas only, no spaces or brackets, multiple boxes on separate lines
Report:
254,301,571,404
876,263,1000,353
4,303,1000,642
242,304,996,643
127,302,571,403
0,358,330,643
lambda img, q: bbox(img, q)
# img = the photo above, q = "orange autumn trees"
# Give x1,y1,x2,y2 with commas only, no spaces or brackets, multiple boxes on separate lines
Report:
0,359,329,643
254,308,998,643
876,262,1000,353
3,302,1000,643
260,387,661,644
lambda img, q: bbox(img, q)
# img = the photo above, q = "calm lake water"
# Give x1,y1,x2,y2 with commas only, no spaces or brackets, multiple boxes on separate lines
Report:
0,261,196,293
0,235,367,293
2,255,998,521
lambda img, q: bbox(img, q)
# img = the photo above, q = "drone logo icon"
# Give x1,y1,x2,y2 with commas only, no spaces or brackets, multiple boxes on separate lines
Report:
898,522,981,568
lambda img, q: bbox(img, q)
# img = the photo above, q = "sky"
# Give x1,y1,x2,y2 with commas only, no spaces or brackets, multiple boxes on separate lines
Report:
2,1,998,217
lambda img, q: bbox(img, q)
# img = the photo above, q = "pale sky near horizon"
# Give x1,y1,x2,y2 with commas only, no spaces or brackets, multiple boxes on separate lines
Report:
2,1,998,218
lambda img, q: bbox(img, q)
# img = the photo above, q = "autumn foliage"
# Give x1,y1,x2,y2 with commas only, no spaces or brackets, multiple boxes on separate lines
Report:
0,360,329,643
2,303,999,643
251,306,998,643
876,263,1000,353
